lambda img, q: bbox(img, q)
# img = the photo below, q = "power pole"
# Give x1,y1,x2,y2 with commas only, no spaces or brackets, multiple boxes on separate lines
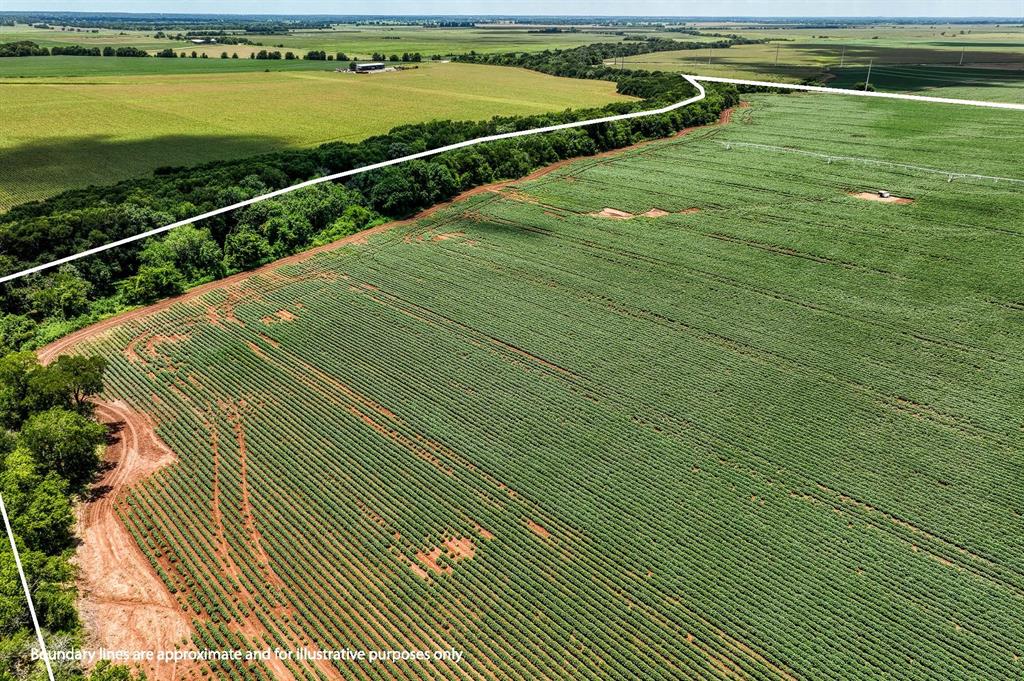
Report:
864,58,873,90
959,47,965,66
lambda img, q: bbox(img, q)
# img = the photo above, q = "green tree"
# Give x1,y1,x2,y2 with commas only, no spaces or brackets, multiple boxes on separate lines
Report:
14,473,74,554
120,264,185,305
50,355,106,413
26,267,92,320
224,225,272,271
20,408,105,488
0,353,35,429
0,315,36,355
140,225,224,284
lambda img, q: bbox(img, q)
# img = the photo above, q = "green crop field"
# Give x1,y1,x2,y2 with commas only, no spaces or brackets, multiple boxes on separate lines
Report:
0,54,343,77
56,92,1024,679
620,26,1024,99
177,25,661,58
0,22,663,59
0,62,632,211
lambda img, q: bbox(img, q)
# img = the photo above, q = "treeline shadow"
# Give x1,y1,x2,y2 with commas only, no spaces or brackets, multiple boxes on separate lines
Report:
0,132,295,210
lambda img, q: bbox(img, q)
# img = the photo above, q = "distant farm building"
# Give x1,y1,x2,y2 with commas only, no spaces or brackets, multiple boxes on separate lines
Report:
354,62,386,73
189,38,217,44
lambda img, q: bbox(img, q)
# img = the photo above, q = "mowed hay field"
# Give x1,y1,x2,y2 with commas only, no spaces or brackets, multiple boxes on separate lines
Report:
0,62,632,210
54,93,1024,679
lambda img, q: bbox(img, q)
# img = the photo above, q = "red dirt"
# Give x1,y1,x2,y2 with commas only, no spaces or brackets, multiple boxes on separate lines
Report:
416,547,450,575
77,401,191,681
444,536,477,560
526,519,552,540
474,523,496,540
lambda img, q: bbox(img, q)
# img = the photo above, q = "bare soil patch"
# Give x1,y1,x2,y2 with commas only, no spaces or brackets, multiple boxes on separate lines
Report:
444,536,477,560
851,191,913,204
526,519,552,540
592,207,681,220
432,231,465,242
641,208,670,218
592,207,635,220
77,401,191,681
416,547,451,575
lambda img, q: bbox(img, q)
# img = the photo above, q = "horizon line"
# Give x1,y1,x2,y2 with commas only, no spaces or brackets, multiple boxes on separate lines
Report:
3,11,1022,19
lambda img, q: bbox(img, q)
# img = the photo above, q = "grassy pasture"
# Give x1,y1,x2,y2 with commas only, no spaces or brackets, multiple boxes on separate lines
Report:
0,62,632,210
0,23,170,49
62,93,1024,679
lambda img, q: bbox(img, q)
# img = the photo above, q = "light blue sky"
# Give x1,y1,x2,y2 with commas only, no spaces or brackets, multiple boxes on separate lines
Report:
6,0,1023,17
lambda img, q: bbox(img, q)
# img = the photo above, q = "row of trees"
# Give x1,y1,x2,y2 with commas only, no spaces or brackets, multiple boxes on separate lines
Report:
369,51,424,62
0,40,150,57
0,41,737,356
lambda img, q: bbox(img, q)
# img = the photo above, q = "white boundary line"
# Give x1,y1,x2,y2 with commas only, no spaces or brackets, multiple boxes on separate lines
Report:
0,76,706,285
692,75,1024,110
1,73,1022,286
0,492,56,681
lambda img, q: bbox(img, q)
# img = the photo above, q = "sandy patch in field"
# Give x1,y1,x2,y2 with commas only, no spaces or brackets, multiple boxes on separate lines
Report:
526,519,552,539
76,401,191,681
851,192,913,204
592,207,634,219
432,231,465,241
592,207,689,220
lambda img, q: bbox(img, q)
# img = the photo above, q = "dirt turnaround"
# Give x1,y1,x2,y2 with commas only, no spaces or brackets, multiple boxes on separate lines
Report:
76,400,191,681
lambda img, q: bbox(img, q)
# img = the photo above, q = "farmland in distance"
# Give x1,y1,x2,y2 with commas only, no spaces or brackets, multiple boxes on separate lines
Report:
618,25,1024,101
55,93,1024,679
0,62,631,210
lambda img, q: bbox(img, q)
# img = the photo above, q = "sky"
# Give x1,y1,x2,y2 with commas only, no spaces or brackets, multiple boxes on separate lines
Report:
6,0,1023,17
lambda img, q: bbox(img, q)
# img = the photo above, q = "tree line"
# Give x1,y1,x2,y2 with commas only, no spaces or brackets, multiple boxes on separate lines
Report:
0,40,149,57
0,40,737,357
